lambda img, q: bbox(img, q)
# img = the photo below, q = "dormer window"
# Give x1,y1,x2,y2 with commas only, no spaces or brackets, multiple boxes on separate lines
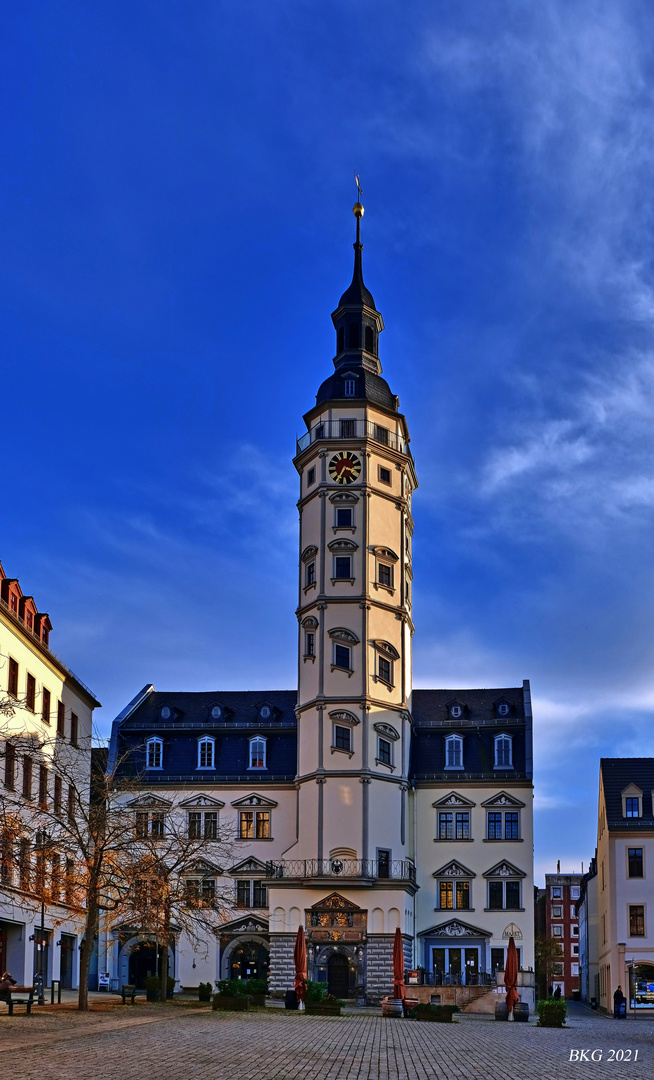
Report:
160,706,171,720
445,734,463,770
211,706,221,719
198,737,215,770
146,737,163,770
494,734,513,769
621,786,643,819
497,702,510,717
625,797,640,818
450,705,462,719
249,737,267,769
260,706,270,720
343,379,356,397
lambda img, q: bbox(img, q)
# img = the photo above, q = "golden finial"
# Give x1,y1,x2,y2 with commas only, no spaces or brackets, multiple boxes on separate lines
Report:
353,172,364,219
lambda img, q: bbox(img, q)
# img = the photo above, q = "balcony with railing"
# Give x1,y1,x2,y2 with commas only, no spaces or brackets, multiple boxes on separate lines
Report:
405,971,497,987
296,419,409,456
265,857,416,884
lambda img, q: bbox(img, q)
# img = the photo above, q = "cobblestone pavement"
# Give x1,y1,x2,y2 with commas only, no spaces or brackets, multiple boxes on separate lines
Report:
1,1003,653,1080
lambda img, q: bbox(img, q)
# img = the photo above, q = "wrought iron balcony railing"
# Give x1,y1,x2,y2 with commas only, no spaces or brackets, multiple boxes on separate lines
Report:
265,858,416,883
405,971,497,987
296,419,408,456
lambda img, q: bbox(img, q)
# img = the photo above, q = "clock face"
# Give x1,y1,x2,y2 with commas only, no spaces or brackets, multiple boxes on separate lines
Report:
329,451,361,485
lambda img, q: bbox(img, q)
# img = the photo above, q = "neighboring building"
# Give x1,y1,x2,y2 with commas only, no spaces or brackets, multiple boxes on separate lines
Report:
106,203,536,1007
577,854,599,1006
0,561,100,988
543,867,583,998
597,758,654,1014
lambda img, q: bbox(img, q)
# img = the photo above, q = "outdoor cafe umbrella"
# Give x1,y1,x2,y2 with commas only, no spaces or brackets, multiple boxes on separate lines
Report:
392,926,405,1001
294,925,307,1008
504,935,519,1017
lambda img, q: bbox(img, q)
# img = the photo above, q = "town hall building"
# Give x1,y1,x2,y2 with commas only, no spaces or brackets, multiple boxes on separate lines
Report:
107,201,535,1007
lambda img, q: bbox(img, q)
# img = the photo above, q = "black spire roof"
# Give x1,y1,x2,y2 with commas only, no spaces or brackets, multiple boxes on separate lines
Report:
337,213,376,310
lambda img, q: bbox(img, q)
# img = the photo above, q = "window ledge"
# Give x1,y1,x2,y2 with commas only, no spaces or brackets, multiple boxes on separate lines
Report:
304,582,317,593
484,908,525,913
331,664,354,677
331,745,355,758
196,767,217,771
239,837,274,842
303,654,316,663
331,577,356,585
444,766,464,771
373,675,394,690
493,765,514,771
145,767,163,772
434,837,474,842
373,583,395,595
375,758,395,772
434,908,475,913
332,527,356,534
483,838,523,842
247,767,268,771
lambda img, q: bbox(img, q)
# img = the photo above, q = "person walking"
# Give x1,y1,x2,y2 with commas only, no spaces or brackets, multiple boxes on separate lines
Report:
613,985,625,1018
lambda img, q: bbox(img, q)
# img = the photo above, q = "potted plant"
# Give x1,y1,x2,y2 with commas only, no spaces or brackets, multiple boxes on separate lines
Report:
212,978,251,1012
198,982,212,1002
245,978,268,1006
411,1003,458,1023
537,998,567,1028
144,975,160,1003
304,980,342,1016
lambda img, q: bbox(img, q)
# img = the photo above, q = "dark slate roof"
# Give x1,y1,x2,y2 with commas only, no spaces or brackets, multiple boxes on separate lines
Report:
600,758,654,830
113,689,297,783
338,274,375,310
315,367,397,410
410,687,530,781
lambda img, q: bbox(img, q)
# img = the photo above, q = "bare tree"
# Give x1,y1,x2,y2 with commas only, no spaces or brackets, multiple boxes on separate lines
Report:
0,712,238,1009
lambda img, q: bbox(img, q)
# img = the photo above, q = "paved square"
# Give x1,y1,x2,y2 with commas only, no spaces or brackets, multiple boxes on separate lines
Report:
1,1003,652,1080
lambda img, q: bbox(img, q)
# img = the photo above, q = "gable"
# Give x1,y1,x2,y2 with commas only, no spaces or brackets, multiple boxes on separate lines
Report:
231,793,278,808
186,858,223,876
219,914,270,935
126,794,172,809
481,791,525,809
432,860,476,879
432,791,476,809
418,918,491,939
310,892,364,912
228,856,269,876
483,859,526,879
179,794,225,809
621,783,643,797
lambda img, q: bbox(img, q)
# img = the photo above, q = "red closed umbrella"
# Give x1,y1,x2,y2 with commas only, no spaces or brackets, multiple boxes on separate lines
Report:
294,925,307,1004
504,936,519,1016
392,926,405,1001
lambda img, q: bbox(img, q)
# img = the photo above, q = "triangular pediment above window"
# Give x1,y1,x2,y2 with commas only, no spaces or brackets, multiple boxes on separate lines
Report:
432,860,475,879
228,856,269,876
481,791,525,809
621,783,643,797
432,791,476,809
187,858,223,876
231,793,278,808
126,794,172,809
483,859,526,879
219,914,270,935
418,919,491,939
310,892,363,912
179,794,225,809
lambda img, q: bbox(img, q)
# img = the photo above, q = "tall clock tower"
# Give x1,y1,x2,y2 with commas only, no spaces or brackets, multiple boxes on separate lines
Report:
267,201,418,1001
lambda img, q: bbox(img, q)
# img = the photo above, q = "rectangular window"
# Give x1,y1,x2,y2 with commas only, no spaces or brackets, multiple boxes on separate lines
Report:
19,839,31,891
306,562,316,586
237,880,251,907
491,948,505,972
305,632,315,657
57,701,65,737
188,812,202,839
334,725,351,751
4,743,16,789
42,688,51,725
505,812,520,839
374,424,389,445
199,740,214,768
488,881,503,909
377,738,392,766
505,881,520,909
571,924,579,937
337,508,352,527
136,812,148,838
334,556,351,579
551,905,563,918
625,797,640,818
70,713,79,747
334,644,351,670
8,658,18,698
65,857,74,904
68,785,76,824
51,852,61,904
572,944,579,956
307,467,315,486
570,885,580,899
438,812,453,840
26,673,36,711
151,814,165,838
377,849,391,878
494,736,512,768
487,812,503,840
340,418,356,437
253,880,267,908
147,740,162,769
445,737,463,769
571,963,579,976
343,380,356,396
240,810,270,839
255,811,270,838
204,812,218,839
551,886,562,898
378,656,391,683
378,564,392,588
456,880,470,909
629,905,645,936
39,765,48,809
628,848,643,877
570,906,577,918
22,756,33,799
379,466,391,485
440,881,453,909
54,775,62,816
552,924,563,936
455,812,470,839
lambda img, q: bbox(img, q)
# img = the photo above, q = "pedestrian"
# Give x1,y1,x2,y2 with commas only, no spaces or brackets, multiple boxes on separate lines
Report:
553,985,561,1000
613,985,625,1018
548,984,553,998
0,972,16,1000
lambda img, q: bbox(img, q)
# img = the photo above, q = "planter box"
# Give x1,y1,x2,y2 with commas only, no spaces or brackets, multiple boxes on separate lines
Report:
413,1004,456,1023
212,995,251,1012
537,1001,567,1028
250,994,266,1007
305,1004,341,1016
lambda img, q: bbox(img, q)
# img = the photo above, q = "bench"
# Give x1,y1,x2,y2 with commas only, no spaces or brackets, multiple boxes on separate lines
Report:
121,984,145,1004
0,986,35,1015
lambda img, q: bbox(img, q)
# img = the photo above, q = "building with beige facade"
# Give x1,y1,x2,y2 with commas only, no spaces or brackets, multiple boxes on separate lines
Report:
107,204,535,1007
1,561,100,989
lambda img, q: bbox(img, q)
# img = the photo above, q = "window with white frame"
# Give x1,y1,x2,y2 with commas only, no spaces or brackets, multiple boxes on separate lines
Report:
306,561,316,587
188,810,218,840
236,879,268,908
445,734,463,769
571,962,579,975
305,631,315,657
571,924,579,937
494,734,513,769
135,811,166,838
186,878,216,905
146,737,163,770
570,885,580,899
551,905,563,918
551,886,562,898
197,736,215,769
333,643,351,671
249,736,267,769
552,924,563,936
488,878,521,910
333,725,352,753
377,737,392,768
487,810,520,840
437,811,470,840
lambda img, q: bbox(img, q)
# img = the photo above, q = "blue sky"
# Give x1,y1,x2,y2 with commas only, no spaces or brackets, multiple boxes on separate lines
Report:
3,1,654,883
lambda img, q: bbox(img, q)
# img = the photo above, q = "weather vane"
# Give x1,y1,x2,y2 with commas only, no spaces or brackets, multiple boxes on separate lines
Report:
354,172,363,201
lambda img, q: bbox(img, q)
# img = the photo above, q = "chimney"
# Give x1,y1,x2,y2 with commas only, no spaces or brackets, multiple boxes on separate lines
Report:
557,859,560,873
581,862,584,874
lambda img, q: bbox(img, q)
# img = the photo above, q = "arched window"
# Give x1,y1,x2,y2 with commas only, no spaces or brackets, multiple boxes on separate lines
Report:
445,734,463,770
249,736,267,769
198,736,215,769
337,327,344,353
146,737,163,770
348,323,360,348
364,326,374,353
494,734,513,769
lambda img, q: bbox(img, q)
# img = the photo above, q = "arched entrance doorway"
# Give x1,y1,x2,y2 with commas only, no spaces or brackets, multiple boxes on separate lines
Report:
229,941,269,981
128,941,165,989
327,953,350,999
